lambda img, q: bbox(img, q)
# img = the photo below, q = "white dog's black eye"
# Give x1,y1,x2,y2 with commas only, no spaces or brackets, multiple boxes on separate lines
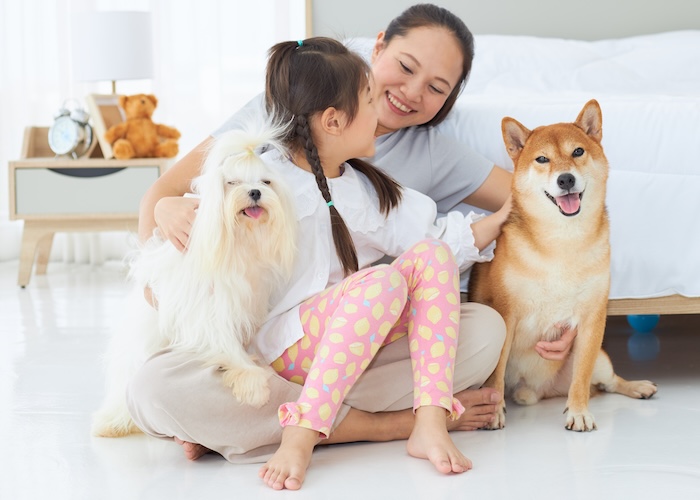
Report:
572,147,584,157
227,180,240,186
535,156,549,164
262,180,271,185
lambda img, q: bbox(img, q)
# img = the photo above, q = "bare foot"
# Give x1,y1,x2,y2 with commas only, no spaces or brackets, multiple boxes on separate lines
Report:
448,387,501,431
407,406,472,474
258,426,318,490
174,437,212,461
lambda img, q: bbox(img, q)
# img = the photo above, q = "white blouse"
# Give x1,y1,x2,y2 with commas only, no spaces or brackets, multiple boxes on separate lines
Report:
256,150,496,363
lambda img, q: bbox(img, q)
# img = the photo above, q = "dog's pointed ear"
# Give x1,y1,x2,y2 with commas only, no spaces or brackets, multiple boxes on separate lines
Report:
502,117,530,161
575,99,603,143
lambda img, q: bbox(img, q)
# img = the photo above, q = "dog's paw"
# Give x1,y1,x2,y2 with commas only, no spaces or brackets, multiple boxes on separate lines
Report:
609,376,658,400
629,380,658,399
91,408,141,438
483,403,506,430
564,408,597,432
222,366,271,408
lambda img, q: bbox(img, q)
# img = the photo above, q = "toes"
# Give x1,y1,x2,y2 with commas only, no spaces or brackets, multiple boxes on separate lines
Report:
442,453,472,474
284,475,303,490
484,388,502,404
452,457,473,473
427,447,469,475
262,466,285,490
260,462,306,490
473,387,501,405
434,458,453,475
455,387,502,408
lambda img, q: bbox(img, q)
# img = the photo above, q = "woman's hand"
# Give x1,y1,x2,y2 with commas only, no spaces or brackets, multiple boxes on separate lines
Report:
143,286,158,309
535,326,578,361
493,193,513,224
154,196,200,252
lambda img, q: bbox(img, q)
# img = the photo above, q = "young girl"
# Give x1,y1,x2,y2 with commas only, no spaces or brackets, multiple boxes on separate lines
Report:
254,37,506,491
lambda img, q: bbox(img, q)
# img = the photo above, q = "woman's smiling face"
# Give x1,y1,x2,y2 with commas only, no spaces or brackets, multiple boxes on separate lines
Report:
370,26,464,136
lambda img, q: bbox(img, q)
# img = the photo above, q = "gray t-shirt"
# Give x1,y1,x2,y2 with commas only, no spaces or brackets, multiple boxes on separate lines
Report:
213,94,494,214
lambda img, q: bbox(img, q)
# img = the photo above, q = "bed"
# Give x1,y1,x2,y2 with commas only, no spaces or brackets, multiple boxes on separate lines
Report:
344,29,700,317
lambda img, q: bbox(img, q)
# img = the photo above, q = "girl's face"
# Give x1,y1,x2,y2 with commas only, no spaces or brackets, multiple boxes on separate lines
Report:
343,83,378,158
370,26,463,136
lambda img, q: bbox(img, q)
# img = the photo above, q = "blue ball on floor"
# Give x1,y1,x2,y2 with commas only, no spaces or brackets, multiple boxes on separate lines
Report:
626,314,660,333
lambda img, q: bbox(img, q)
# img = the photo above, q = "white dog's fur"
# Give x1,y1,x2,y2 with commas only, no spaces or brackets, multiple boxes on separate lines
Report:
92,123,297,437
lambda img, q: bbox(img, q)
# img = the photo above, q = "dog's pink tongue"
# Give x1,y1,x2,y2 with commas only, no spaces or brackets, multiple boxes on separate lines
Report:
556,193,580,215
244,206,264,219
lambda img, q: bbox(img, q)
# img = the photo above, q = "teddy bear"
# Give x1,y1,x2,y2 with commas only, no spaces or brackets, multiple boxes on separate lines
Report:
104,94,181,160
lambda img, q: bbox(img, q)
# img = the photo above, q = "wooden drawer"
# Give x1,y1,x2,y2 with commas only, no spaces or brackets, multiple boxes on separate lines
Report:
8,158,168,220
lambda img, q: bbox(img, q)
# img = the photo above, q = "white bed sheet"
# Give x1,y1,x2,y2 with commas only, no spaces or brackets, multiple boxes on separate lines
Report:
437,31,700,299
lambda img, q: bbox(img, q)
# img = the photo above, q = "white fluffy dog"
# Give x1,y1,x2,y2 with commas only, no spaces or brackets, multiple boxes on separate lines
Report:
92,124,297,437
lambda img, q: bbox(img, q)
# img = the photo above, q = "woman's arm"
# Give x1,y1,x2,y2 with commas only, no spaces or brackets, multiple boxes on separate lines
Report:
138,137,214,246
462,165,512,213
469,194,512,251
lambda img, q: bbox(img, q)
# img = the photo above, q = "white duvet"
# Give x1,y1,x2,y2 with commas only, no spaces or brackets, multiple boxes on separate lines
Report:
437,31,700,299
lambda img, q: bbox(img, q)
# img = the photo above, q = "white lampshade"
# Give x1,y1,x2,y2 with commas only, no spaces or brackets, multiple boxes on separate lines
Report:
71,11,153,91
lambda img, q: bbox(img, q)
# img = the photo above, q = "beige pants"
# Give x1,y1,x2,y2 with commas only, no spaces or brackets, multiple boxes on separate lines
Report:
126,302,505,463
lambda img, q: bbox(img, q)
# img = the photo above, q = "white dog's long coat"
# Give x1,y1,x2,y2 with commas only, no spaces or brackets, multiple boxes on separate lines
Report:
92,125,297,437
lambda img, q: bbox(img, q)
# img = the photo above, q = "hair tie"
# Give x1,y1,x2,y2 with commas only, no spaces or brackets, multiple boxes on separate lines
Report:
297,40,303,47
326,201,334,207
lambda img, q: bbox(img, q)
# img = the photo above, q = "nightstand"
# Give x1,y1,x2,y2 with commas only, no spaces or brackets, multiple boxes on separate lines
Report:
8,126,169,287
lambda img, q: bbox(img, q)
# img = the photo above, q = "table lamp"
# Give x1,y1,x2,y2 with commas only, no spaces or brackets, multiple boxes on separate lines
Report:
71,11,153,94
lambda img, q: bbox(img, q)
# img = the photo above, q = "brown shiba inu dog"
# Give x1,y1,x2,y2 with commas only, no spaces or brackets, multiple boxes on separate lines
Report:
469,100,657,431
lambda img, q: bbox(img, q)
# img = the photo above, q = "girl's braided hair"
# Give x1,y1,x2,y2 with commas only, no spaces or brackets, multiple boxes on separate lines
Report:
265,37,402,277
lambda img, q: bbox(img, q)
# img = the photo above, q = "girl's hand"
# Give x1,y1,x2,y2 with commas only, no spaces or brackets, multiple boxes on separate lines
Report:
154,196,200,252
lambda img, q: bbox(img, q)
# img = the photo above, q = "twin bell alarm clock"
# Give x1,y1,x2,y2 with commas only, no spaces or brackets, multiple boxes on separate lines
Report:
48,99,94,158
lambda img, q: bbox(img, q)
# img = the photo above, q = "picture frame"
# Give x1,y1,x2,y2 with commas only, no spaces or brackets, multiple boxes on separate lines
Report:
85,94,125,159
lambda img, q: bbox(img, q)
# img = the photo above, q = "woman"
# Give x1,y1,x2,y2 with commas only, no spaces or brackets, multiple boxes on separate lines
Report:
127,4,574,465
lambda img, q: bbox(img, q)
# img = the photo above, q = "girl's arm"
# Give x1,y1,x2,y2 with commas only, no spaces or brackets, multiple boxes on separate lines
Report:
379,187,497,272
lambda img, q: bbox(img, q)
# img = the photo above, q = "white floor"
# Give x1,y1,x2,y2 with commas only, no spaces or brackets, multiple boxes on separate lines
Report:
2,260,700,499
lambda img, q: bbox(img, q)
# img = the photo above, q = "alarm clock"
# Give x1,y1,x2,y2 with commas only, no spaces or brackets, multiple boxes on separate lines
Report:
48,100,94,158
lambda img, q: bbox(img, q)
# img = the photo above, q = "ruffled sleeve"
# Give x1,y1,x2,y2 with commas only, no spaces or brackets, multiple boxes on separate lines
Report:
380,187,496,272
327,166,496,272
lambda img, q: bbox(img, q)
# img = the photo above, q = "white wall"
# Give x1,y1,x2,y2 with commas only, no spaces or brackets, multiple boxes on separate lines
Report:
311,0,700,40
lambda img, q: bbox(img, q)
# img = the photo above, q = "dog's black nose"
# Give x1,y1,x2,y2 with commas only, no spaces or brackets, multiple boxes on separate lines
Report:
557,173,576,191
249,189,261,201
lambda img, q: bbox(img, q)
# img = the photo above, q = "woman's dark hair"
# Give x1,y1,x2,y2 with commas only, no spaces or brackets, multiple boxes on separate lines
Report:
265,37,403,277
384,3,474,127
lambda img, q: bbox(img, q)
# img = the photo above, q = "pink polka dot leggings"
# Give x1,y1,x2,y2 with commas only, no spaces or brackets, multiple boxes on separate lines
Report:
271,239,465,438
